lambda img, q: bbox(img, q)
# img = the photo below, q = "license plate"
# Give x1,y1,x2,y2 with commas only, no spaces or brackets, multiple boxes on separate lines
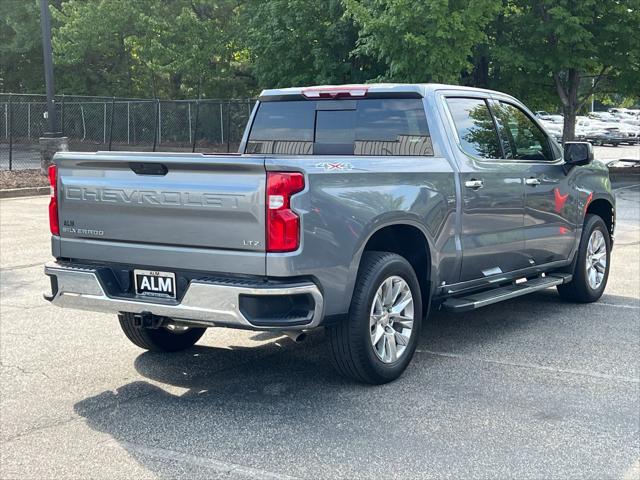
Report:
134,269,176,298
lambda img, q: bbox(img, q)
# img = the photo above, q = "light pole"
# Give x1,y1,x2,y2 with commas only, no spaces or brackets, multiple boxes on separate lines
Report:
39,0,67,173
40,0,60,136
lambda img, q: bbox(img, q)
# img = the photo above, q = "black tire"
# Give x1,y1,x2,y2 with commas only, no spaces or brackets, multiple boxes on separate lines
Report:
557,214,611,303
328,252,423,384
118,313,206,352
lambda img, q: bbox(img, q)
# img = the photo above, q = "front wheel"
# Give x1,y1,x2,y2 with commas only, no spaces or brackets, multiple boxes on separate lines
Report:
119,313,206,352
557,214,611,302
328,252,422,384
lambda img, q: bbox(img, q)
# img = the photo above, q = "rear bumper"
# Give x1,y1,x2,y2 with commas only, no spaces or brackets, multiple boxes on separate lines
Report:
44,262,324,330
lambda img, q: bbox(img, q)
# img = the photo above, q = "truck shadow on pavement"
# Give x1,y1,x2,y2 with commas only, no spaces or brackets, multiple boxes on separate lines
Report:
72,290,638,478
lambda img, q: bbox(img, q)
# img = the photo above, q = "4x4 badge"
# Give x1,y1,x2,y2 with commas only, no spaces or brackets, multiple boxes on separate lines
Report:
315,162,353,171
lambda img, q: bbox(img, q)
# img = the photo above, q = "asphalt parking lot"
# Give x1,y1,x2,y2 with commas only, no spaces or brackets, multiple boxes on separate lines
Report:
1,184,639,479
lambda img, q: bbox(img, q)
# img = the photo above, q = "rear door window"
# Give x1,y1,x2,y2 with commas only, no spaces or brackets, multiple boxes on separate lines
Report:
445,97,502,159
246,98,433,156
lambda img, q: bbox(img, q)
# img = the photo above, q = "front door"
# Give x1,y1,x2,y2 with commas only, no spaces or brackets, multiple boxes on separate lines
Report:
490,100,577,265
445,96,531,282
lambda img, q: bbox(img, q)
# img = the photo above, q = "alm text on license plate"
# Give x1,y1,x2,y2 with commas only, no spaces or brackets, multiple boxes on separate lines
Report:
134,269,176,298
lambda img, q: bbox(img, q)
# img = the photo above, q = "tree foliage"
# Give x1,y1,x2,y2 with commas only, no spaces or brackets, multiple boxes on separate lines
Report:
242,0,382,87
490,0,640,141
51,0,252,98
0,0,44,92
1,0,638,140
345,0,502,83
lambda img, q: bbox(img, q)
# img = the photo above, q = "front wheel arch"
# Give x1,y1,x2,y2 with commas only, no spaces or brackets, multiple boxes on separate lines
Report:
585,198,614,239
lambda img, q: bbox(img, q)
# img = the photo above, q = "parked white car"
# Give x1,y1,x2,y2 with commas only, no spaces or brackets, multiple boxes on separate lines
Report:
539,120,563,142
616,122,640,144
539,114,564,124
576,117,622,146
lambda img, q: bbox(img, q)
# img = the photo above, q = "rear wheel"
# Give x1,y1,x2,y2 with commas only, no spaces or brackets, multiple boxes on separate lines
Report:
119,313,206,352
328,252,422,384
557,214,611,302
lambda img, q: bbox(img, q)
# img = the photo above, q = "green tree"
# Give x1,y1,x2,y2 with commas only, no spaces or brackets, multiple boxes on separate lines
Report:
344,0,502,83
492,0,640,141
242,0,381,88
52,0,145,96
129,0,254,98
0,0,43,92
51,0,253,98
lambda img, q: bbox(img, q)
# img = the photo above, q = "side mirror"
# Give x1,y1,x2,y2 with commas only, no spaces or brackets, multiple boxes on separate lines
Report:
564,141,594,166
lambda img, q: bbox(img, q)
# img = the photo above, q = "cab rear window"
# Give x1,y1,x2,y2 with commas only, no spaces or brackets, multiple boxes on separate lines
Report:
246,98,433,156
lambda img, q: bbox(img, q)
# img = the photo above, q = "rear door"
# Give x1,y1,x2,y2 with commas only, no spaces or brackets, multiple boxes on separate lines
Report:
444,96,530,282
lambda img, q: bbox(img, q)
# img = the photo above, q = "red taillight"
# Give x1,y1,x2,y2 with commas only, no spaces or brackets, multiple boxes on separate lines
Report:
301,85,369,99
48,164,59,236
266,172,304,252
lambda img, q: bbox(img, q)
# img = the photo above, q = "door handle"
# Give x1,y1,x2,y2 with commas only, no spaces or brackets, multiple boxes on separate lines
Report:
464,179,484,190
525,177,541,186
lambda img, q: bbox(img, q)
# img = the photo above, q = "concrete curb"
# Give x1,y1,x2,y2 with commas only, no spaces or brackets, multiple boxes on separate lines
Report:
0,186,50,199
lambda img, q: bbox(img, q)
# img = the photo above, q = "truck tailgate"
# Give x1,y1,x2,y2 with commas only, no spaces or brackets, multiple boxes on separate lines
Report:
56,152,266,253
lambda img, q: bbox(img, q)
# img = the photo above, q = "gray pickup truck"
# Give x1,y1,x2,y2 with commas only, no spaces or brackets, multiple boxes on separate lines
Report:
44,84,615,384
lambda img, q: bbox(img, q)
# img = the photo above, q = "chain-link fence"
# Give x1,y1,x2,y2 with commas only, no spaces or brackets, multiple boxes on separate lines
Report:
0,93,256,170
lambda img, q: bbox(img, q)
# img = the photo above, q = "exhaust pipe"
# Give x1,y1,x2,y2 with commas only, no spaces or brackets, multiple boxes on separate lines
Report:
283,331,307,343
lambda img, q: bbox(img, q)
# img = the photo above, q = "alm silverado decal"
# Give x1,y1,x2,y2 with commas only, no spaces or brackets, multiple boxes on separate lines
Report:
60,220,104,237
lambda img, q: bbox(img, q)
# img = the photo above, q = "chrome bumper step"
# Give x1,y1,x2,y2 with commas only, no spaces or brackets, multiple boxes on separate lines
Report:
442,274,573,313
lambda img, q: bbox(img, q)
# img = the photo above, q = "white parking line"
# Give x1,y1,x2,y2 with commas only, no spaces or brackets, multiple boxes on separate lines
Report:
416,350,640,384
613,183,640,192
594,302,640,310
119,441,298,480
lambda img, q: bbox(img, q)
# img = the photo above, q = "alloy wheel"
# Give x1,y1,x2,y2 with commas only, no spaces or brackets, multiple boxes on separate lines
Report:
586,229,607,289
369,276,414,363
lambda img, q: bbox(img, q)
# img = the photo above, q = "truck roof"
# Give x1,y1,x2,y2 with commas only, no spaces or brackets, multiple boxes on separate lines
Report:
259,83,499,99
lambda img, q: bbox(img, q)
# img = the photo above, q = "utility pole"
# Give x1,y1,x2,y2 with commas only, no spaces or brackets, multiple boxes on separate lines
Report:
40,0,59,136
39,0,68,173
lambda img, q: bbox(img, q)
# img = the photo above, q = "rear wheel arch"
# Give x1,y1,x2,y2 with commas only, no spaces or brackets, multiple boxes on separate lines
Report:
357,223,433,310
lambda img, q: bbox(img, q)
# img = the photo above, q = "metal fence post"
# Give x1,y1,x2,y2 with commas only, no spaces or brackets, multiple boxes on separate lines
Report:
60,94,65,135
28,102,31,139
158,100,162,146
80,105,86,140
103,102,107,144
219,102,224,144
127,101,130,144
226,101,231,153
8,94,13,170
108,96,115,150
152,99,159,152
192,99,200,153
188,102,192,145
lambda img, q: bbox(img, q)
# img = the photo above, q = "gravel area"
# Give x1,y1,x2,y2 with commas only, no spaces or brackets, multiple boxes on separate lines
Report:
0,169,48,189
